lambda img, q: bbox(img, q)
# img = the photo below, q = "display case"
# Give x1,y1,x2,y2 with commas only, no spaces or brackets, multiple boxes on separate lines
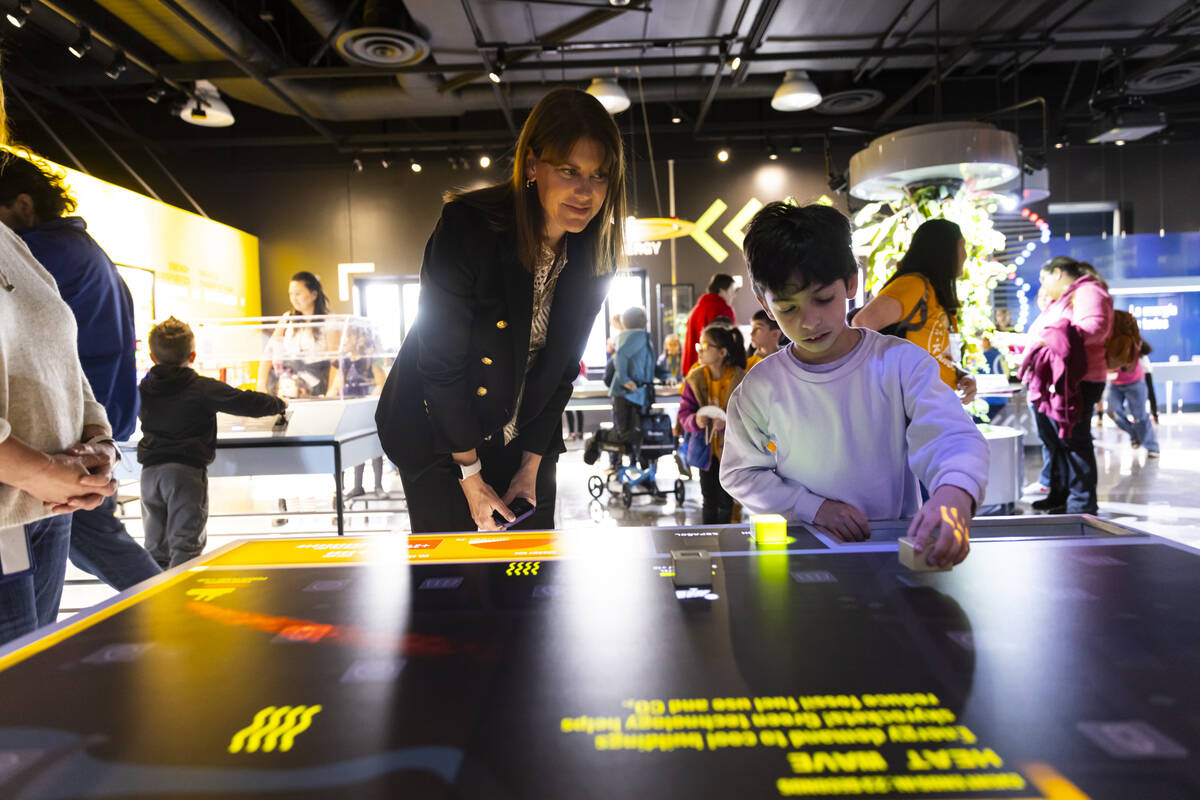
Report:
188,314,392,400
117,315,393,534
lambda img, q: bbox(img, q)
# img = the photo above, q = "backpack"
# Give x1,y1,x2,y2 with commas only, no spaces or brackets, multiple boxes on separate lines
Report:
878,276,930,340
1105,309,1143,370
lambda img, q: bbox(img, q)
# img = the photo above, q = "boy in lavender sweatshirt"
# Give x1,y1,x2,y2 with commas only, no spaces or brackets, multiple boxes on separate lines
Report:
720,203,988,567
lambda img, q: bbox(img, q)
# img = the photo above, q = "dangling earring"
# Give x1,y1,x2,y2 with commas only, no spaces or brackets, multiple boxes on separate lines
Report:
525,177,535,189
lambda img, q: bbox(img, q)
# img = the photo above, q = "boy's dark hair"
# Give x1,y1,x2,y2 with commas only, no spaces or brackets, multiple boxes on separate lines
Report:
882,218,962,315
702,322,747,370
149,316,194,366
0,153,77,222
752,309,780,330
742,202,857,297
706,273,736,294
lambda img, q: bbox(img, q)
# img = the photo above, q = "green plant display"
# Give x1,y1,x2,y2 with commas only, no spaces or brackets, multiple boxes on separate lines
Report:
852,184,1011,416
852,184,1012,355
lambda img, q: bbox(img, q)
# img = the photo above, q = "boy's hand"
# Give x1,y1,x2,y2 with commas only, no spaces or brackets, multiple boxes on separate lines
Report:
957,374,978,404
906,485,973,567
623,380,636,390
813,499,870,541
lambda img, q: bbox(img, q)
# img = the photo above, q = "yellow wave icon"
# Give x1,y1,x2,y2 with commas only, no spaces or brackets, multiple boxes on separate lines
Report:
228,705,323,754
506,561,541,576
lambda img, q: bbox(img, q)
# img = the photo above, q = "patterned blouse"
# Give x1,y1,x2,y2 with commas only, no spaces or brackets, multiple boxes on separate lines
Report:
503,238,568,444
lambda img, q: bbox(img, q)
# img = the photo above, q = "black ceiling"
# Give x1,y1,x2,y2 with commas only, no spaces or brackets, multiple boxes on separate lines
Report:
2,0,1198,202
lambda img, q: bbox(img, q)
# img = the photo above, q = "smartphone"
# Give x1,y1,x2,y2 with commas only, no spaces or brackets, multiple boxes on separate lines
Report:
493,497,536,530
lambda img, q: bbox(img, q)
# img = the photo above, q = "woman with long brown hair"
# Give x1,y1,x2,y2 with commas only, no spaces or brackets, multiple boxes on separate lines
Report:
376,87,627,532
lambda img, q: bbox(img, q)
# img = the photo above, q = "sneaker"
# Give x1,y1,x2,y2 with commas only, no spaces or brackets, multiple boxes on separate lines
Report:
1022,481,1050,495
1147,450,1160,458
1131,439,1141,449
583,436,600,465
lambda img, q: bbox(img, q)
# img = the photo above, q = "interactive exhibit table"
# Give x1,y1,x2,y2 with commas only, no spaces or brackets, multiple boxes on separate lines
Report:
118,398,383,535
1,516,1197,799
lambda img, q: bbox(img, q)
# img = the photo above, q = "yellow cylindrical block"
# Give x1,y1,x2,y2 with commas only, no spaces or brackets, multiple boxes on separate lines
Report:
751,514,788,544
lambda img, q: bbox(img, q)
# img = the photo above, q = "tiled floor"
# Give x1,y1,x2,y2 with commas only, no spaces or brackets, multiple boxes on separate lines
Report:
58,411,1200,617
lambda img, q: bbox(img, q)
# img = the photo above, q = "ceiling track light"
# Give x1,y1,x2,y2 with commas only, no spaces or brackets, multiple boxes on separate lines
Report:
489,47,505,84
409,158,422,173
352,158,363,174
729,56,742,71
145,80,168,104
68,26,92,58
105,51,128,80
479,154,491,168
189,101,207,120
381,158,394,169
767,143,779,161
717,148,730,163
6,0,32,28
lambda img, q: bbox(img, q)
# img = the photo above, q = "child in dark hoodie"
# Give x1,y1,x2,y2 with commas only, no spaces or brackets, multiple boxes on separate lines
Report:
138,317,285,568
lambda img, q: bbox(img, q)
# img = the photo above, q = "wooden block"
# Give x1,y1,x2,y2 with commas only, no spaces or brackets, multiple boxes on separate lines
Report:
898,537,950,572
671,549,712,586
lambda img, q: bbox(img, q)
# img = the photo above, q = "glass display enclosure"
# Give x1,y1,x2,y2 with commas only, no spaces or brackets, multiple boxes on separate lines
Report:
187,315,392,401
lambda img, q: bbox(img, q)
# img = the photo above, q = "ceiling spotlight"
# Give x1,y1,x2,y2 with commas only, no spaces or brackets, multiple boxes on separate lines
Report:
145,80,168,104
381,158,393,169
717,148,730,163
1115,139,1126,147
410,158,422,173
352,158,363,173
767,144,779,161
789,138,803,153
489,48,505,83
479,154,491,168
105,50,128,80
68,26,92,58
178,80,234,127
771,70,822,112
729,56,742,71
6,0,31,28
448,156,458,170
608,0,631,6
586,77,631,115
671,114,682,124
1053,141,1065,150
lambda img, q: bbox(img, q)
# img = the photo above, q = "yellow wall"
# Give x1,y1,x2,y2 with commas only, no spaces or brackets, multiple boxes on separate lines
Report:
17,152,261,321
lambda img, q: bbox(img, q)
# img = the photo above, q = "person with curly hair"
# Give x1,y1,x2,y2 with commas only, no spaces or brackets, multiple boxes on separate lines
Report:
0,152,161,593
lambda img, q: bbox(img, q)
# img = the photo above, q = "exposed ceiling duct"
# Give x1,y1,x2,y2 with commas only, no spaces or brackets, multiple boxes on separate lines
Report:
95,0,789,122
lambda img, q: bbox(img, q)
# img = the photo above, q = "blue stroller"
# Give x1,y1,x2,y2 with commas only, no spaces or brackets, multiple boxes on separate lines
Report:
587,412,686,508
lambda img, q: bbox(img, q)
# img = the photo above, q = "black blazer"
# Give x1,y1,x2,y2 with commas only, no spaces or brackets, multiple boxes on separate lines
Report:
377,200,612,478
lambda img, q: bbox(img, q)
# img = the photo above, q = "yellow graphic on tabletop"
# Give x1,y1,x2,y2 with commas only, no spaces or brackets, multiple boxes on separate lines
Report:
186,587,237,603
558,693,1091,799
229,704,322,754
205,532,564,568
506,561,542,576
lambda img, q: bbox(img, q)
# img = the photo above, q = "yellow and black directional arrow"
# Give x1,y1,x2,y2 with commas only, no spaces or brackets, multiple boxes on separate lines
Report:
690,200,729,263
228,704,322,754
505,561,541,577
722,199,764,250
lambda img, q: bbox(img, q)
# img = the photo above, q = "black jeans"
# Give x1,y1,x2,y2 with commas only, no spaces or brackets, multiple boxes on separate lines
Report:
595,396,643,458
699,456,734,524
400,441,560,533
1034,380,1105,514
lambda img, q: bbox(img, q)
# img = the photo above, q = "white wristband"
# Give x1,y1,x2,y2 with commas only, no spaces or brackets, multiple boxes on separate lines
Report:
458,459,482,481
